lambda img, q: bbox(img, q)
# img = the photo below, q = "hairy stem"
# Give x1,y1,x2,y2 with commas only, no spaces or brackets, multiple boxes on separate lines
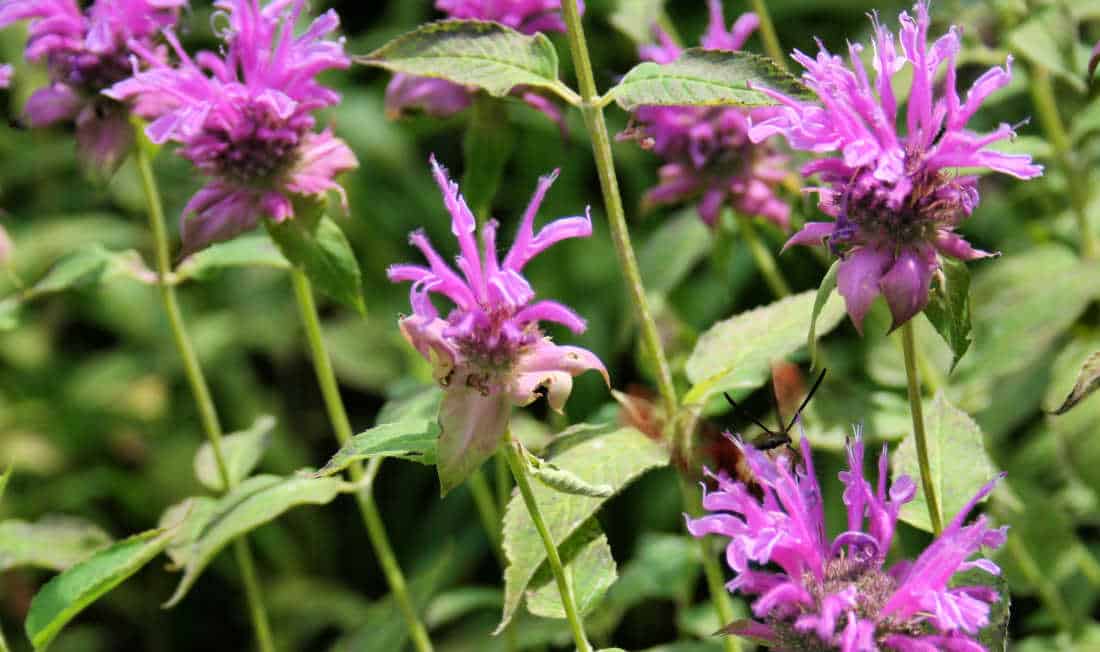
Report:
560,0,678,420
736,214,791,298
899,320,943,535
680,480,741,652
134,132,275,652
289,268,434,652
749,0,787,70
501,430,593,652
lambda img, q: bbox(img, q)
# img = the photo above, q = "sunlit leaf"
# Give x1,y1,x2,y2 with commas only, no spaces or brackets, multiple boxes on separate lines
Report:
193,415,276,492
316,417,440,476
173,235,289,283
0,517,111,572
525,518,617,619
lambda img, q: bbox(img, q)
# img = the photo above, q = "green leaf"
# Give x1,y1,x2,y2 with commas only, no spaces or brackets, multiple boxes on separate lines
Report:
923,257,973,372
173,235,289,283
1006,9,1087,93
684,289,846,405
437,387,510,496
24,528,175,650
638,210,711,296
607,49,812,111
525,449,613,498
0,517,111,572
608,0,667,45
266,215,365,314
807,260,839,371
498,424,667,631
525,518,617,619
461,97,515,220
376,386,443,425
0,465,11,503
894,393,997,533
355,20,573,102
1047,350,1100,415
193,415,276,492
157,497,219,570
164,474,349,607
317,417,440,476
424,587,501,629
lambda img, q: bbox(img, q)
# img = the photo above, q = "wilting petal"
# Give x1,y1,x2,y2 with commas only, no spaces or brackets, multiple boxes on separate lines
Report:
837,246,892,332
879,245,937,330
436,386,511,495
511,339,609,411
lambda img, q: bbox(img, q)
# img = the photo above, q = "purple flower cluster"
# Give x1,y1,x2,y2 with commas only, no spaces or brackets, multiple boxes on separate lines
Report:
384,0,581,125
688,434,1006,651
107,0,357,254
0,0,186,170
752,1,1041,331
619,0,790,228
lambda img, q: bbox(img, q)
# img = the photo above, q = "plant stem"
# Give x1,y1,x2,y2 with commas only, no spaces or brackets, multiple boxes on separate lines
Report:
288,268,434,652
680,480,741,652
468,467,505,566
560,0,678,420
749,0,787,70
1029,64,1097,260
501,430,593,652
899,320,943,535
736,214,791,298
134,133,276,652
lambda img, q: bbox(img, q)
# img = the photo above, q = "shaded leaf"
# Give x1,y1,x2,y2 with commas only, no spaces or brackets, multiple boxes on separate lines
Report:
173,235,289,283
639,210,711,296
266,215,365,314
499,424,667,631
526,518,617,619
608,0,667,45
684,289,846,405
1048,350,1100,415
437,387,510,496
317,417,440,476
0,465,10,503
1006,9,1086,93
376,386,443,425
462,97,515,219
923,257,973,372
24,528,175,650
607,49,811,111
894,393,997,532
157,497,219,570
424,587,501,629
0,517,111,572
193,415,276,491
355,20,570,101
808,260,839,371
164,474,349,607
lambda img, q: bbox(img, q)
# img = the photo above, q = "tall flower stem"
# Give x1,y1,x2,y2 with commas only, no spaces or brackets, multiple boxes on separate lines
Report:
560,0,677,419
736,214,791,298
749,0,786,70
134,133,275,652
501,430,593,652
288,268,434,652
899,320,943,535
679,480,742,652
1029,64,1097,260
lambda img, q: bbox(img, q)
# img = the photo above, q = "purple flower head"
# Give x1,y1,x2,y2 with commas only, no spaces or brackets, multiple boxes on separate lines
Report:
389,157,608,411
619,0,791,229
0,0,186,170
687,432,1007,651
751,1,1042,331
106,0,358,254
384,0,582,123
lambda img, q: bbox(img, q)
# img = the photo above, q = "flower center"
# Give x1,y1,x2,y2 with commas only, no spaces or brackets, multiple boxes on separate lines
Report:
55,50,132,96
449,306,539,395
206,104,302,186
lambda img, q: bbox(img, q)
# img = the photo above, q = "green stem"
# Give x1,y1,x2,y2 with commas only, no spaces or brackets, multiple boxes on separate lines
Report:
560,0,678,420
288,268,434,652
749,0,787,70
899,320,943,535
736,214,791,298
680,480,741,652
495,451,512,514
501,430,593,652
1029,64,1097,260
468,467,505,567
134,132,276,652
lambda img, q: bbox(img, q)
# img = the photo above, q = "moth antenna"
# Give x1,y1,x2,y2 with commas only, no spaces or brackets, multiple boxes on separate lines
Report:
785,367,828,434
723,392,776,435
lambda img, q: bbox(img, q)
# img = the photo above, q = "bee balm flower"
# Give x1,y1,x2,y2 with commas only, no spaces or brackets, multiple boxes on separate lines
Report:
106,0,357,254
688,434,1007,651
751,1,1041,331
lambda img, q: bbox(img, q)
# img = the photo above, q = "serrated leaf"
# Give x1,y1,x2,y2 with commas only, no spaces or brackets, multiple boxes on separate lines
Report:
894,393,997,533
24,528,175,650
266,215,365,314
608,0,667,45
526,450,613,498
164,474,349,607
1048,350,1100,415
193,415,276,491
684,289,846,405
0,517,111,572
526,518,617,619
173,235,289,283
355,20,570,101
808,260,839,371
317,417,440,476
437,387,510,496
498,424,667,631
923,257,973,372
607,49,812,111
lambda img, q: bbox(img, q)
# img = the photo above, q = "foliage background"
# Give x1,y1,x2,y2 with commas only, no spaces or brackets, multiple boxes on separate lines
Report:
1,0,1099,650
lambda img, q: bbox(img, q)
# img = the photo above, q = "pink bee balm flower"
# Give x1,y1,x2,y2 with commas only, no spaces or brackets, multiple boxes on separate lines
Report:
0,0,186,170
619,0,791,229
384,0,582,122
106,0,357,254
750,1,1041,331
687,434,1007,651
389,157,607,492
